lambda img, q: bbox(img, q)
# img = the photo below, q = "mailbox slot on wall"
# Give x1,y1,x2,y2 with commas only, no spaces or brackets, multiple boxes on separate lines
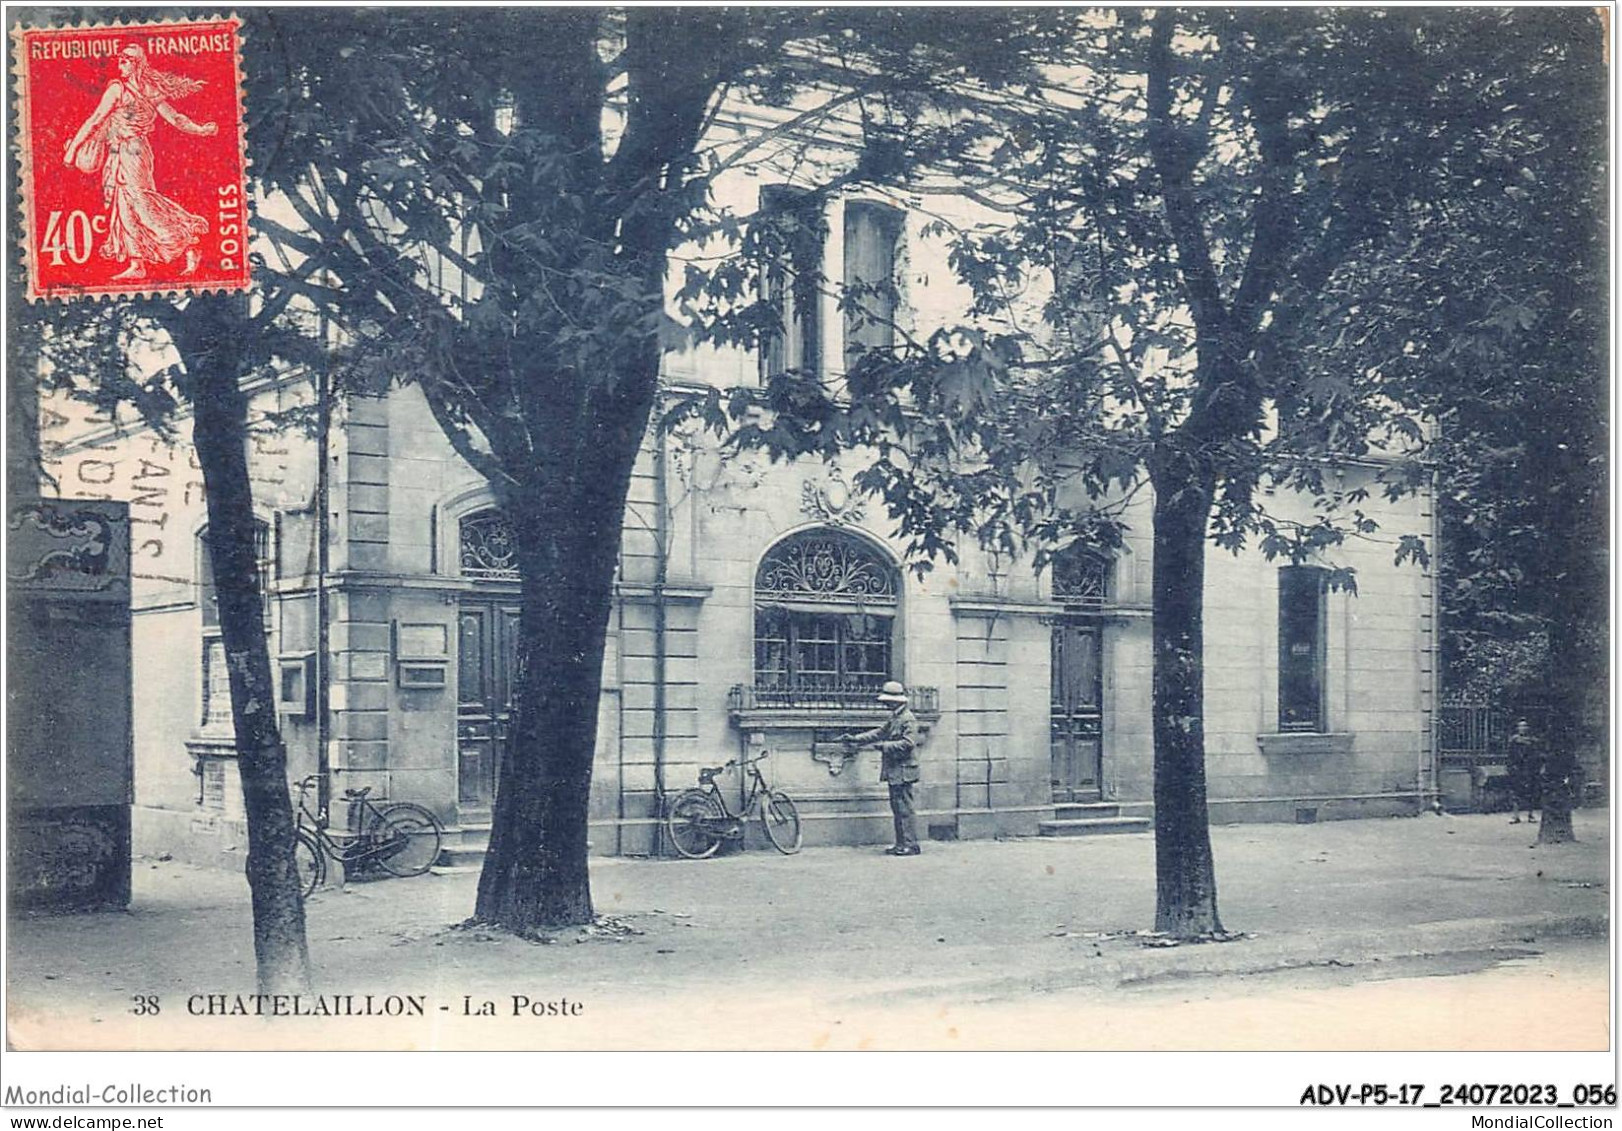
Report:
394,621,449,689
278,652,317,720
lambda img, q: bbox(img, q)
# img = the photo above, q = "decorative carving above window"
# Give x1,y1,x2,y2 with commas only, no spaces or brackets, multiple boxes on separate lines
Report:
757,529,897,606
1051,546,1111,608
800,467,865,526
460,510,519,580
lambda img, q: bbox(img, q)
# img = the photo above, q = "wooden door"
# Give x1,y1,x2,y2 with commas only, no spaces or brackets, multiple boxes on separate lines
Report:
457,601,520,816
1051,622,1103,802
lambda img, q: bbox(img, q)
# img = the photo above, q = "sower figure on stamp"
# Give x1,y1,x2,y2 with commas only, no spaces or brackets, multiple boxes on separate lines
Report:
63,44,216,281
1507,718,1543,825
840,681,921,856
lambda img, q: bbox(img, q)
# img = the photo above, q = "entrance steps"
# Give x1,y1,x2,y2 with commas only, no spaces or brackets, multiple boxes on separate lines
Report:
436,822,491,868
1038,802,1152,838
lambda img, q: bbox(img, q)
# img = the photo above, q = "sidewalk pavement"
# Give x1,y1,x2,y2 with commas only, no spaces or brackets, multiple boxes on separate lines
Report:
6,809,1610,1050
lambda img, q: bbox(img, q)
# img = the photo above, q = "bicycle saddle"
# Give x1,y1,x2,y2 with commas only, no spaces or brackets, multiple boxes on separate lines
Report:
342,786,372,800
698,767,722,785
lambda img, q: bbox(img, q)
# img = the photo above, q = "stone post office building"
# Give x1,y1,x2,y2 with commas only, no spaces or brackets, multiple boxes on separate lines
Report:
40,166,1440,868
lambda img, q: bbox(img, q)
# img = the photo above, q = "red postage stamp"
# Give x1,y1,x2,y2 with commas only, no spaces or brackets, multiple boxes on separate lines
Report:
13,18,249,302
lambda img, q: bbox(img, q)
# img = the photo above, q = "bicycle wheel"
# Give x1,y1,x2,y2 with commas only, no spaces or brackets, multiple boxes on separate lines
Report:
666,790,724,859
246,830,325,899
294,830,325,898
368,803,444,877
760,790,802,855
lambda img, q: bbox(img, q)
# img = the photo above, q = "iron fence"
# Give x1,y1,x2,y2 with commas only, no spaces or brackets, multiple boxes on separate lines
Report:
1438,700,1506,757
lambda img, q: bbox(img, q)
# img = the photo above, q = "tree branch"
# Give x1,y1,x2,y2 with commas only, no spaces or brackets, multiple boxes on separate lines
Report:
415,374,518,491
1146,8,1228,342
1231,73,1307,333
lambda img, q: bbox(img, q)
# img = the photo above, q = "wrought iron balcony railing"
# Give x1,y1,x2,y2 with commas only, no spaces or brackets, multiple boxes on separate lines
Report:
728,681,939,716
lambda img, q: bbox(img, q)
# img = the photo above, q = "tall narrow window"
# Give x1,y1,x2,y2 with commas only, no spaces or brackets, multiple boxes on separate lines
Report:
198,521,272,731
198,521,272,628
753,529,899,707
1278,566,1328,733
759,186,823,381
842,201,903,371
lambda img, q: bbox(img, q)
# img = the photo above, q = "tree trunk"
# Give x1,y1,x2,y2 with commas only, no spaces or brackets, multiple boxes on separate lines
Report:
1148,457,1225,937
473,371,659,932
1536,763,1578,844
183,299,312,994
473,523,613,928
1536,617,1589,846
1530,371,1602,846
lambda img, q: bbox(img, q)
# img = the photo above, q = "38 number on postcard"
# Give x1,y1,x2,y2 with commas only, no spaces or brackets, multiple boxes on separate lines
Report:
13,18,249,301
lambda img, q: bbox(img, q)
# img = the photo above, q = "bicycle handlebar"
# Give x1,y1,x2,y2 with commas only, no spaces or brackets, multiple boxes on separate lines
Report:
697,751,769,781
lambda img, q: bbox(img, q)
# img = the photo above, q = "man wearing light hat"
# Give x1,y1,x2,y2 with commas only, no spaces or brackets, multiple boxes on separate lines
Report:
840,680,921,856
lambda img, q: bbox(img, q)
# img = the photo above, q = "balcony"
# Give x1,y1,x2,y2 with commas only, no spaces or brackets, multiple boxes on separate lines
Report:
727,681,940,733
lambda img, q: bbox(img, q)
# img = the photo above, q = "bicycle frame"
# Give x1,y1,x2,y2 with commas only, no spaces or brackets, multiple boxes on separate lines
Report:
688,757,769,835
294,778,409,867
737,759,770,818
724,758,771,815
666,750,802,858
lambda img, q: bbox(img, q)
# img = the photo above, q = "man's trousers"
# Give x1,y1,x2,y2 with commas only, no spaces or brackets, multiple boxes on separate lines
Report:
888,781,918,851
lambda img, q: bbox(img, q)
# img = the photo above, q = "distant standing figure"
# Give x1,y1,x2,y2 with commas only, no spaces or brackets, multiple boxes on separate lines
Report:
1506,718,1543,824
62,44,215,280
841,681,921,856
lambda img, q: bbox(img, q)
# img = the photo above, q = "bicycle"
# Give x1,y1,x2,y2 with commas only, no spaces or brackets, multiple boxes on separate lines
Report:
665,751,802,858
287,775,445,897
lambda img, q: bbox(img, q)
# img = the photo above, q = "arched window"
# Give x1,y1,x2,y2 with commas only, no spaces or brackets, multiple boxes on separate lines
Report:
459,508,519,580
754,529,899,705
1051,545,1112,609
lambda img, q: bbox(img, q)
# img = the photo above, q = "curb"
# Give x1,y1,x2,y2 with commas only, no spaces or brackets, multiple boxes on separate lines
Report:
852,914,1610,1008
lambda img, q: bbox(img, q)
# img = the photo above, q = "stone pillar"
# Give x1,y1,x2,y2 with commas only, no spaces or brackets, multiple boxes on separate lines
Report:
328,394,392,795
953,610,1008,838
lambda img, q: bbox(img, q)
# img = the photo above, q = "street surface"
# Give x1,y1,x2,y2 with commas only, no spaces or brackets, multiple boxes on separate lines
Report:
6,810,1610,1050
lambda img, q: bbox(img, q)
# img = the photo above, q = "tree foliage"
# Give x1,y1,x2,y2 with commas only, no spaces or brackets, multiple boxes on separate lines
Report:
1321,8,1609,719
1301,8,1607,833
297,8,1060,930
678,7,1607,931
11,5,429,991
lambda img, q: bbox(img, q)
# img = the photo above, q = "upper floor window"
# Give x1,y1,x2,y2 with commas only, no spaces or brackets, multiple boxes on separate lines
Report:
753,529,899,704
759,186,823,381
1278,566,1328,733
842,201,903,371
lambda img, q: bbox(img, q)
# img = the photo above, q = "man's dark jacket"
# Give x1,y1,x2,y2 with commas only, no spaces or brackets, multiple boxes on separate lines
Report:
852,706,919,784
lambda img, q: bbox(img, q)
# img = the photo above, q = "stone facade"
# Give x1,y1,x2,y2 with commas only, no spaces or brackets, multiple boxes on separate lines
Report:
36,178,1439,867
41,381,1439,868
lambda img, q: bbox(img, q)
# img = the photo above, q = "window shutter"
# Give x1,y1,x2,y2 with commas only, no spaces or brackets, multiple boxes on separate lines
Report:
842,202,901,370
759,186,822,380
